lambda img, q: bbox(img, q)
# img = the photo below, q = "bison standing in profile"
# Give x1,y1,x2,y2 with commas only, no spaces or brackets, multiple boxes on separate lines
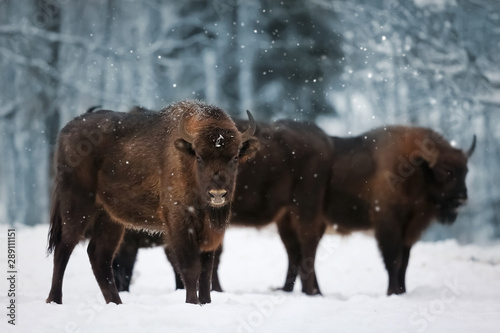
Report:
323,126,475,295
46,100,258,305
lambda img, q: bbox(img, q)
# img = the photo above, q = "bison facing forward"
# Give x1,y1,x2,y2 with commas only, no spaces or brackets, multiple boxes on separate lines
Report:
46,100,258,304
324,126,475,295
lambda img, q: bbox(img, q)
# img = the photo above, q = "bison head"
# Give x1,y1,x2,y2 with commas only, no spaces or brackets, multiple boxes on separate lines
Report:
421,135,476,224
174,106,258,210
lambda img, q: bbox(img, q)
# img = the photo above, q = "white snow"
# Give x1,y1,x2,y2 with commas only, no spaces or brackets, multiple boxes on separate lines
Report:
215,134,224,148
1,224,500,333
414,0,456,9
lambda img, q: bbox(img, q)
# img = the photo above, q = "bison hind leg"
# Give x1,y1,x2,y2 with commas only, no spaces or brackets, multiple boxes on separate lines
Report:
47,194,96,304
46,237,79,304
87,212,125,304
298,239,323,296
276,213,302,292
283,213,325,296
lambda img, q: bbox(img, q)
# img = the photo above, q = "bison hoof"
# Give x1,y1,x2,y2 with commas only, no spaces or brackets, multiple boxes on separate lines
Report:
186,297,201,305
46,293,62,304
200,296,212,305
211,281,223,292
273,286,294,293
303,288,322,296
46,298,62,304
387,287,406,296
106,299,123,305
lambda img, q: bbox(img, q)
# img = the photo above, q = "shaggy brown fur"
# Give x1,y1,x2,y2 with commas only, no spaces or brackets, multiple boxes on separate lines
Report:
46,100,258,305
323,126,475,295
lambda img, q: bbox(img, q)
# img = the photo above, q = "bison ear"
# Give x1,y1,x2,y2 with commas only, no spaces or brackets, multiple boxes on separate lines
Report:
174,139,195,156
239,137,260,163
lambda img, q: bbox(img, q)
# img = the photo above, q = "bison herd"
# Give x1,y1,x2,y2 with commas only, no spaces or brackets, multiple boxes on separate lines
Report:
46,100,475,305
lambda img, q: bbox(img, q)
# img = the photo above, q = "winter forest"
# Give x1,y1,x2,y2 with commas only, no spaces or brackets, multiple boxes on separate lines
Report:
0,0,499,243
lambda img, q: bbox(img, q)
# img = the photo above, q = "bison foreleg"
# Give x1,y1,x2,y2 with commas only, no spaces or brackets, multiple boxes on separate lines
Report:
199,251,215,304
211,245,223,292
375,223,405,296
170,240,202,304
87,214,125,304
398,246,411,293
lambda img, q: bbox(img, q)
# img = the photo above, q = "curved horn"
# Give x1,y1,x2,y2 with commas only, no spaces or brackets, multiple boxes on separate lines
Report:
466,134,476,158
240,110,256,142
179,112,194,144
86,105,102,113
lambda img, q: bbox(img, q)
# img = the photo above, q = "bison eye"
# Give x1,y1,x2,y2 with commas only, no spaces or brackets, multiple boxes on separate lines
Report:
186,143,195,154
196,155,203,163
233,156,239,163
435,169,451,182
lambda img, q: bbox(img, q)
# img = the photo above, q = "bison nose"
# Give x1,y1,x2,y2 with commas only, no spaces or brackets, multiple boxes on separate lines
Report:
208,189,227,207
457,189,468,205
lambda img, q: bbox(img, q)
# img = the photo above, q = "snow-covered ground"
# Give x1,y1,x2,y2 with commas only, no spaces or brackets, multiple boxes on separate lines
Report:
1,224,499,333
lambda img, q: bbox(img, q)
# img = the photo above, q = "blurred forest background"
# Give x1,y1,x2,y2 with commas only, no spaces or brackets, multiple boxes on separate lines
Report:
0,0,499,243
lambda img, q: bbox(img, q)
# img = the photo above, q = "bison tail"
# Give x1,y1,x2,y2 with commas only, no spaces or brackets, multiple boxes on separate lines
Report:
47,184,62,255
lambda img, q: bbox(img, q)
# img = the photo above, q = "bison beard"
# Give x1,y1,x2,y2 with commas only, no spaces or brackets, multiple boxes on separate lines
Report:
207,205,231,230
437,203,460,224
